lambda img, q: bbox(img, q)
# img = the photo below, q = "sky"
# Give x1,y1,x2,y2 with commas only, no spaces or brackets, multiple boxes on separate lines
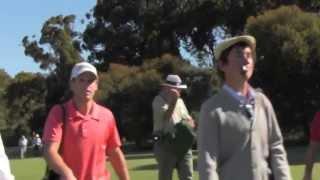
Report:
0,0,96,77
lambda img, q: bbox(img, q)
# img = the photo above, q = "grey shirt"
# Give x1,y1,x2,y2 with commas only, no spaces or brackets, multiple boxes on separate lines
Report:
198,88,292,180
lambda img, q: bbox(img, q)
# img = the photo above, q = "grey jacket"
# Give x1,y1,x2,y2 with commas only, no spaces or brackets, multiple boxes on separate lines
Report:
198,89,292,180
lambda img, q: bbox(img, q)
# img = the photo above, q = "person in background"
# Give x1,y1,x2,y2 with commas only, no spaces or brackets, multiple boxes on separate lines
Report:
198,35,292,180
18,135,28,159
152,74,195,180
303,111,320,180
0,134,15,180
31,133,42,155
42,62,130,180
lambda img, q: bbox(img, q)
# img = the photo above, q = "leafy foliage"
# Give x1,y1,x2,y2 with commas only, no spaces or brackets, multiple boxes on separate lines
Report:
22,15,83,108
84,0,320,67
246,5,320,139
12,2,320,146
5,73,46,140
96,54,218,146
0,70,11,130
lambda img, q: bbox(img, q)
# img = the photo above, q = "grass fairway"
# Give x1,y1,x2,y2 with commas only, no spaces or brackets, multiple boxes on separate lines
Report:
9,148,320,180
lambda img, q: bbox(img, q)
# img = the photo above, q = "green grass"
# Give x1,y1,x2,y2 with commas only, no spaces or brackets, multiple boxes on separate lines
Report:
9,149,320,180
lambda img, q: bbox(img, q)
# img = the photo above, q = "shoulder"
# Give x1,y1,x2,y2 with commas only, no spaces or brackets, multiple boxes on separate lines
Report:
177,98,186,106
254,90,273,107
48,104,64,118
153,95,164,104
201,90,225,111
152,95,166,108
92,103,118,127
94,103,114,117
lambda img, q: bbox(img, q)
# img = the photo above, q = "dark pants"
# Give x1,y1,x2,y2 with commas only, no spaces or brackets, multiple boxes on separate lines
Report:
154,141,193,180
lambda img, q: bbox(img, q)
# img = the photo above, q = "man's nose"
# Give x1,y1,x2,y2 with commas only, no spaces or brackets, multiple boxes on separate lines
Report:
241,55,250,65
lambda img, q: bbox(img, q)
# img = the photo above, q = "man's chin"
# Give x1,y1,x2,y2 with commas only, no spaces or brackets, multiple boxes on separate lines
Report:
240,71,253,80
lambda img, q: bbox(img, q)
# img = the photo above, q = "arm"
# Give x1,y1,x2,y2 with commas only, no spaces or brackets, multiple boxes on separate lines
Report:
264,96,292,180
42,105,76,180
197,103,219,180
160,89,180,122
303,141,320,180
179,99,196,129
108,147,130,180
185,116,196,129
43,142,76,180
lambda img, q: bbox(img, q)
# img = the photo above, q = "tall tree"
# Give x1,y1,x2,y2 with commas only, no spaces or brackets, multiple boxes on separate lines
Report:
0,69,11,130
22,15,83,107
84,0,307,67
83,0,221,67
246,5,320,139
5,72,46,135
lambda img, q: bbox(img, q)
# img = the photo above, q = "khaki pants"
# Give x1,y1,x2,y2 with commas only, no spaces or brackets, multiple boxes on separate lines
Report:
154,141,193,180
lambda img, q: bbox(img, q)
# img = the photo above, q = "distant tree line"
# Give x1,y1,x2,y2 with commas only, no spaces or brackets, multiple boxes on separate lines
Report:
1,2,320,147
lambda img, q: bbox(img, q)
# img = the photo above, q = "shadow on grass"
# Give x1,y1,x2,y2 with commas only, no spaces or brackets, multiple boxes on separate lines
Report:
132,163,158,171
126,153,155,160
128,146,312,170
287,146,307,165
132,159,198,171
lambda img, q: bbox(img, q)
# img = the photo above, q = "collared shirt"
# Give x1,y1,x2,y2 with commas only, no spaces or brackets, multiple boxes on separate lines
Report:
42,100,121,180
152,95,191,134
223,84,256,120
222,84,256,105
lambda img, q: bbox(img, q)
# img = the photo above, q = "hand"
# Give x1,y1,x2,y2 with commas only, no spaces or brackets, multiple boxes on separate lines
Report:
186,118,196,128
61,175,77,180
166,88,180,103
61,171,77,180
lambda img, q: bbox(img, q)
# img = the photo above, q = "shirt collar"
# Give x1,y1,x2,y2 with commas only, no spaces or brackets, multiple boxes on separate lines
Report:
222,84,255,105
65,100,100,121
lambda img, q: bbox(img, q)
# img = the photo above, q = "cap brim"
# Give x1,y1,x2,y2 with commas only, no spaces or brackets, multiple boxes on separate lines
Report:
161,83,187,89
70,68,98,80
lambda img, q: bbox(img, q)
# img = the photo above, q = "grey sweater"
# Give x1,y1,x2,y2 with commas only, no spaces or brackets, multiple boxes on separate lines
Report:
198,88,292,180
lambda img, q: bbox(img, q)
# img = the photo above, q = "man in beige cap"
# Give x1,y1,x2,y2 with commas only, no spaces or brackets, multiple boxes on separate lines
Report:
152,74,195,180
198,35,292,180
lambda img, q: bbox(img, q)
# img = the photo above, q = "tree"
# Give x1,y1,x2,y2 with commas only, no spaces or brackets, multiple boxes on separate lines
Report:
82,0,253,67
85,0,319,67
96,54,218,148
22,15,83,107
5,72,46,138
246,5,320,140
0,69,11,130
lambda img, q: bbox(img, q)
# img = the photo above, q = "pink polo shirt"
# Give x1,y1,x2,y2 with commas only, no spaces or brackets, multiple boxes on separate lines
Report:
310,111,320,142
42,100,121,180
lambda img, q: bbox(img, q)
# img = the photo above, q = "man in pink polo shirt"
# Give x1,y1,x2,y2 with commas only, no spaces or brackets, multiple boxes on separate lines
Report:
42,62,130,180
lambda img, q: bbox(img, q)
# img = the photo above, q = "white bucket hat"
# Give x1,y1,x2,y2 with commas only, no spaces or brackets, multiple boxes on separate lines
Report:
70,62,98,80
161,74,187,89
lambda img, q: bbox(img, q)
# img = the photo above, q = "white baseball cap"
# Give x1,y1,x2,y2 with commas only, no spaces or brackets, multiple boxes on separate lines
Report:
70,62,98,80
161,74,187,89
